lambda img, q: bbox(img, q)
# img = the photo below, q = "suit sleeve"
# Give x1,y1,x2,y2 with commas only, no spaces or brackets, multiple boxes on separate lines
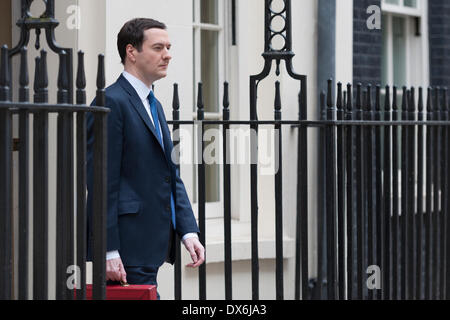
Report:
87,95,124,252
174,167,200,238
156,100,200,238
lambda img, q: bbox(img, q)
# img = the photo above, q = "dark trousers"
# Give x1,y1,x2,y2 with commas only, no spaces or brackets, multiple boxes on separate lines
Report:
107,265,160,300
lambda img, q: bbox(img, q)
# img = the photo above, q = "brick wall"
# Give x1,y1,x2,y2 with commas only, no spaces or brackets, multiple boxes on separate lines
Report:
429,0,450,88
353,0,382,87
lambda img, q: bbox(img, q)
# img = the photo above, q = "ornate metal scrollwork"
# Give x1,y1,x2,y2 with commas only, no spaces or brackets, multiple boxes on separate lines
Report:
9,0,73,103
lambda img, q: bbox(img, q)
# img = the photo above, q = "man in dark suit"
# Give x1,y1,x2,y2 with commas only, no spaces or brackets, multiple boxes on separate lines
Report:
86,18,204,296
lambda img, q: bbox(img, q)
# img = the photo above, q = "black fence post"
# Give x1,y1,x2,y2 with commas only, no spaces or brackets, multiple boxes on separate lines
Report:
92,54,107,300
432,88,441,300
33,49,49,300
172,83,182,301
374,85,383,301
408,87,417,300
440,88,448,300
355,83,365,300
18,46,30,300
196,82,206,300
0,44,12,300
316,90,327,300
76,50,87,300
416,87,425,300
345,83,355,300
425,88,434,300
274,81,284,300
222,82,232,300
336,82,346,301
392,86,400,300
383,85,392,300
325,79,337,300
296,82,309,300
363,84,375,300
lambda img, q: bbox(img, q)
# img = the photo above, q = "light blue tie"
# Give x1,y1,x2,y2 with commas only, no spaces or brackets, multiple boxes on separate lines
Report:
148,91,176,229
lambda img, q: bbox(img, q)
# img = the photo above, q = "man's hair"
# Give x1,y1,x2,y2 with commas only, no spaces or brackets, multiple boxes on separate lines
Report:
117,18,167,65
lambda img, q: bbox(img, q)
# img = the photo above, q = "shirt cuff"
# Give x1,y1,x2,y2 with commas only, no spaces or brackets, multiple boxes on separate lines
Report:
106,250,120,260
181,233,199,242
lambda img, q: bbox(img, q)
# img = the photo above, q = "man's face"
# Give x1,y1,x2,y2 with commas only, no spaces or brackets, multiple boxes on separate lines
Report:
131,28,172,85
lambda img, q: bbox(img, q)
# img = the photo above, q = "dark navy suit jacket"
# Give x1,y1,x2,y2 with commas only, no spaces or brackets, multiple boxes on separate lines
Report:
86,74,199,268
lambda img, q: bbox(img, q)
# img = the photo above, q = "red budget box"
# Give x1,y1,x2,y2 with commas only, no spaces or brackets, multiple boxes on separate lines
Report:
85,284,157,300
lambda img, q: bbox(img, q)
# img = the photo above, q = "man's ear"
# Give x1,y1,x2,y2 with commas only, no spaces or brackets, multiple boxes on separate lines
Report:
126,44,136,63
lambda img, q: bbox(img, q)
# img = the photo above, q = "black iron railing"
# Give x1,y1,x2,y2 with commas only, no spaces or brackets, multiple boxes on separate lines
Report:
2,0,449,301
312,80,450,300
0,0,108,300
165,79,450,301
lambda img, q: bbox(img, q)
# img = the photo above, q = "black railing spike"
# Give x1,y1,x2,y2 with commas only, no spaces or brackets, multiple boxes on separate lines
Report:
35,28,41,50
39,50,48,103
356,83,362,111
418,87,423,113
57,50,68,104
19,46,29,102
427,87,433,113
33,56,40,101
336,82,343,110
197,82,204,122
96,54,105,106
275,81,281,111
365,84,372,111
385,85,391,112
363,91,367,113
172,83,180,111
393,86,398,111
223,82,230,121
401,86,408,112
343,91,347,108
223,82,230,110
375,85,381,111
96,54,105,91
406,89,411,112
197,82,204,111
409,87,416,112
346,83,352,112
0,45,10,102
443,88,448,112
327,79,333,108
434,86,440,112
40,50,48,89
76,51,86,105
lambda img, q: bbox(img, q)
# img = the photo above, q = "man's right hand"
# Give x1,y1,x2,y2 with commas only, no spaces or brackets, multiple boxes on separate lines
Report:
106,257,127,283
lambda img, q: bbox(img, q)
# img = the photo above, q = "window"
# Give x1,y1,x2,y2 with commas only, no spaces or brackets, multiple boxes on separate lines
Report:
383,0,421,15
381,0,428,90
192,0,228,218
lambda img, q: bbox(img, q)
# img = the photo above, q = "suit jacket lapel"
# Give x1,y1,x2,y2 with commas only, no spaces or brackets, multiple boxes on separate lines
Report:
117,75,165,151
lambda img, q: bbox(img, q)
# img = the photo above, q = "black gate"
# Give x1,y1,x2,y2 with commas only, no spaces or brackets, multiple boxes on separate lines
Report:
0,0,108,300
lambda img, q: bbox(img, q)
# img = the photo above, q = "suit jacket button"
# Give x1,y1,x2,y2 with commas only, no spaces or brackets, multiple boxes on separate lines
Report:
165,176,171,183
166,204,171,211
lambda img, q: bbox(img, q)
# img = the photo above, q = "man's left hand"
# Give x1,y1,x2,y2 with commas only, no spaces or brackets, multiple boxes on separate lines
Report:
183,237,205,268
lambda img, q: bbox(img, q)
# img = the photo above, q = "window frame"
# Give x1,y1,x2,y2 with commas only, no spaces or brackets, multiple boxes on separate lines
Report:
191,0,230,219
382,0,422,17
381,0,429,89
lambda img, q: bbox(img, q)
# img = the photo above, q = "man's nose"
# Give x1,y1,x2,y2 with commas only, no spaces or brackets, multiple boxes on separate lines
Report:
163,49,172,61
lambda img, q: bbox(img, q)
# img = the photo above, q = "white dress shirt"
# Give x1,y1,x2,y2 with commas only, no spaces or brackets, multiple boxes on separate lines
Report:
106,72,198,260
